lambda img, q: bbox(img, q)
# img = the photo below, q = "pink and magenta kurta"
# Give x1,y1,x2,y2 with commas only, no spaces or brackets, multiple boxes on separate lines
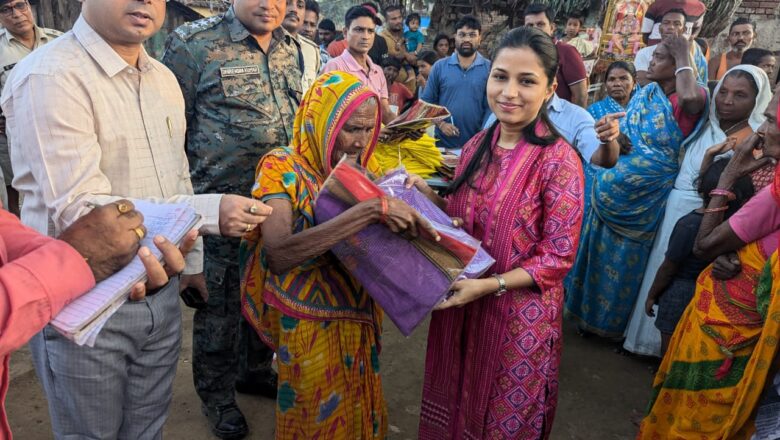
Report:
419,125,584,439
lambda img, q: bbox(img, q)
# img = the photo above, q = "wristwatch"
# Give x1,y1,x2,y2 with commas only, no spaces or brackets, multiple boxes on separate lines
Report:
492,274,508,297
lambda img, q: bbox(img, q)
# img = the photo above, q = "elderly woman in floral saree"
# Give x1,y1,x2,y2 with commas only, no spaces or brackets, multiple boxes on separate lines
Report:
239,72,434,439
638,89,780,439
577,61,638,231
565,37,708,338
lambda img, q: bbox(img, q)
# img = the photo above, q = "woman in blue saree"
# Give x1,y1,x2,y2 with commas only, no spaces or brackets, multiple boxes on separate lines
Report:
588,61,638,121
581,61,639,213
565,37,708,338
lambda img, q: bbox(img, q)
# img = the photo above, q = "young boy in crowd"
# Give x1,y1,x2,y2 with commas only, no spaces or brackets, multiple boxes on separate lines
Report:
644,158,755,354
383,57,414,115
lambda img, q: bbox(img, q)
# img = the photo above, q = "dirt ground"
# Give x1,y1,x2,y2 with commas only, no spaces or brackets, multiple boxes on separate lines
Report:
7,306,657,439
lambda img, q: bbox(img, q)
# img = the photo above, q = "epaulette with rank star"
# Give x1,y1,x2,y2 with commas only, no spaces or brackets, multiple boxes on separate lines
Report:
173,14,225,41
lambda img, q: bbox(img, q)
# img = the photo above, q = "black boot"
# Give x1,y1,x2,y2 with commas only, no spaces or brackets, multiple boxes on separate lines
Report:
201,402,249,440
235,373,278,399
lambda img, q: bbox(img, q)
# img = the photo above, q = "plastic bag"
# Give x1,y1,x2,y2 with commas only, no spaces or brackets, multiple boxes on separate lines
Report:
314,160,494,335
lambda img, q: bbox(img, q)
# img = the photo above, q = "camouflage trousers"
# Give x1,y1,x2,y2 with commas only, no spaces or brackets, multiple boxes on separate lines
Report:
192,241,275,408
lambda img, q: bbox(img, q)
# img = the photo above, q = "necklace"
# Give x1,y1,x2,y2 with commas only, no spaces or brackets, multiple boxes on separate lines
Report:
386,31,404,52
722,118,749,135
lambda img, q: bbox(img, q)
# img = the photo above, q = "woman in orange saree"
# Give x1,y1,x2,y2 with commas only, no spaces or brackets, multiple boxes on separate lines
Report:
638,88,780,439
239,72,434,440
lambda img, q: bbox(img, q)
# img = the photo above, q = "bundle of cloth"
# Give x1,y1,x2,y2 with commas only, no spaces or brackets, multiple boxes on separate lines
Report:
373,133,442,178
314,162,494,335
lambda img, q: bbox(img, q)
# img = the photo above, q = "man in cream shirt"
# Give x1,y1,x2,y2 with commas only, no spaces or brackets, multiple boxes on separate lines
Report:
1,0,271,438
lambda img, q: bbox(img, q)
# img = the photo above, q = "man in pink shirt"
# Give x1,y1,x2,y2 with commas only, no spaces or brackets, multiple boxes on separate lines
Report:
322,5,394,124
0,200,198,439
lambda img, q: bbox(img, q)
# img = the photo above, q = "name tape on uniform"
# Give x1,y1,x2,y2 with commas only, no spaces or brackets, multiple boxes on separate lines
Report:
220,65,261,77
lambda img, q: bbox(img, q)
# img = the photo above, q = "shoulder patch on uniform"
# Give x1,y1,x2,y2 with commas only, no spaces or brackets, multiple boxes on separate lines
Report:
173,14,225,40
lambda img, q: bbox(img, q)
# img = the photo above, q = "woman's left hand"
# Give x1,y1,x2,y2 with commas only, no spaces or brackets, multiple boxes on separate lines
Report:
434,278,497,310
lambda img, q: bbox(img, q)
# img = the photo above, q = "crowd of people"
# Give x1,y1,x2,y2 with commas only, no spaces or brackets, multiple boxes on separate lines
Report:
1,0,780,439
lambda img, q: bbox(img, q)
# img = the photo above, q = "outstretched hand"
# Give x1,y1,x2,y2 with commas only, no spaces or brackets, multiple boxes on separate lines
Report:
595,112,626,143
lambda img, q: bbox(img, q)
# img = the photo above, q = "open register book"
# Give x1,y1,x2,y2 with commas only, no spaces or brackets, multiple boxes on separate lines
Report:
51,201,200,347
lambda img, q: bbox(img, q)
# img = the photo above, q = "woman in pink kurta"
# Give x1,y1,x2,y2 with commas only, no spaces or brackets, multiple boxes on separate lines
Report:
408,27,598,439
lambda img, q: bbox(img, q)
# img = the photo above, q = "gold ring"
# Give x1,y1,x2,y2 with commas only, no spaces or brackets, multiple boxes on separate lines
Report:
249,204,258,214
245,223,253,232
133,227,146,241
116,202,131,214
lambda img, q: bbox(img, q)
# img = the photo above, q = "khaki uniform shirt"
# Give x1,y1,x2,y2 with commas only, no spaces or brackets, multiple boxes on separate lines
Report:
0,25,61,91
0,25,61,185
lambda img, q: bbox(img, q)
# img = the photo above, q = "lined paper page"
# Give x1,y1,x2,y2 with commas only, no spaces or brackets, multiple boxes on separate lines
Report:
51,201,199,345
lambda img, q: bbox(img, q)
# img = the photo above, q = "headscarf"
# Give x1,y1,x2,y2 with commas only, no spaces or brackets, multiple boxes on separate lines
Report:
708,65,771,134
241,71,383,329
676,65,772,192
290,71,382,181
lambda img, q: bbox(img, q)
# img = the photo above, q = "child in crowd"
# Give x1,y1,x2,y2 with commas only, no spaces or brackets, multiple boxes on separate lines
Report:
415,50,438,95
383,57,415,115
404,13,425,54
644,158,755,354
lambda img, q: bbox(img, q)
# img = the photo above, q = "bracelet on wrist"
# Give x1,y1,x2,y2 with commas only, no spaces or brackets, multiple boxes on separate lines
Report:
703,206,729,214
709,189,736,201
492,273,508,297
675,66,694,76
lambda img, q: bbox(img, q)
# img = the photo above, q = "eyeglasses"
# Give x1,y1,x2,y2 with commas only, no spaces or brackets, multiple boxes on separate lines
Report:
0,1,28,17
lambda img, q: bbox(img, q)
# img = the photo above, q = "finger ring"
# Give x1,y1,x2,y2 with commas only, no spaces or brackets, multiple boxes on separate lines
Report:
133,227,146,240
245,223,253,232
249,204,258,214
116,202,131,214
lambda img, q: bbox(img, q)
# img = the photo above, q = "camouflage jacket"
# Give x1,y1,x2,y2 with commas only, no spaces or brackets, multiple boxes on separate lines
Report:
162,7,302,197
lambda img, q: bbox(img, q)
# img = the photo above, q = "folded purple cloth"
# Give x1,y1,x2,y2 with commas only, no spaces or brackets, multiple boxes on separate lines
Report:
314,165,494,335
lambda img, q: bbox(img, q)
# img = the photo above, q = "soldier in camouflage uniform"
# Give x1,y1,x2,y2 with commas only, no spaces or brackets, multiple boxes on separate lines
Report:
163,1,302,438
